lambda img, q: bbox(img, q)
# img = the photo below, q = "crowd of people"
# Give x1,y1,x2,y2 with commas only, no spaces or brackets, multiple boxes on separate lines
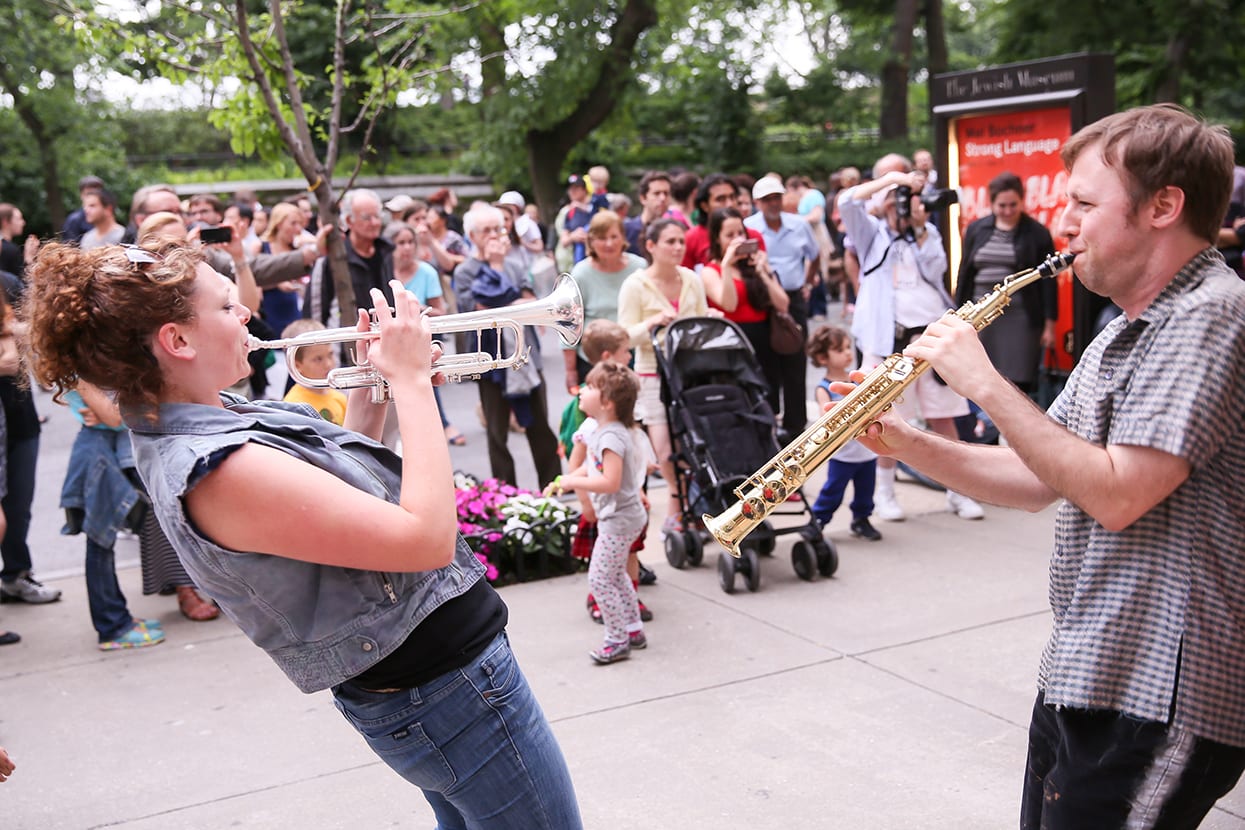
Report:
2,103,1245,826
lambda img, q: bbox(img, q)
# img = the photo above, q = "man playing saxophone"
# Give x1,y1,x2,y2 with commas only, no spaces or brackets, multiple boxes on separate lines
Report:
850,105,1245,829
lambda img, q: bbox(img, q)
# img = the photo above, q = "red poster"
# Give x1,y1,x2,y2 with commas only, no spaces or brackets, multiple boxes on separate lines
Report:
949,106,1075,369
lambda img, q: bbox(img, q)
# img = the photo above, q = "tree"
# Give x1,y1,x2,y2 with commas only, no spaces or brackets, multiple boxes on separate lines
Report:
422,0,660,221
988,0,1245,122
0,0,136,233
788,0,947,141
68,0,464,311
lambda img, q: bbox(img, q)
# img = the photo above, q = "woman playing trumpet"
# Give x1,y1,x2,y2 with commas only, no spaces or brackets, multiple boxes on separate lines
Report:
23,242,582,829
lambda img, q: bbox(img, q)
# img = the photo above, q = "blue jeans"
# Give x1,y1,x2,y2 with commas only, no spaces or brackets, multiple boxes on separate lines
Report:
85,539,133,641
811,458,877,524
0,434,39,581
332,632,582,830
434,385,449,429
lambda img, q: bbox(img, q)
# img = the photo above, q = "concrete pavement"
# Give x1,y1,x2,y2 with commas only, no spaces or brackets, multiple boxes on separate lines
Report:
3,329,1245,828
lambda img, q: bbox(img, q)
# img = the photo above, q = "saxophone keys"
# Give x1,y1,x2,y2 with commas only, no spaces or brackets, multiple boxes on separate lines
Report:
741,497,765,518
760,478,789,504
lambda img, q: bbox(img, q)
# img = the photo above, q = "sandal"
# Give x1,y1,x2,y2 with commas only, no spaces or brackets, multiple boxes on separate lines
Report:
444,426,467,446
176,586,220,621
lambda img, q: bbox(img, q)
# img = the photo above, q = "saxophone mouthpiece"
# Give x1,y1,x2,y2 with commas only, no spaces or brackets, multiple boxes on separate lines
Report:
1040,251,1076,277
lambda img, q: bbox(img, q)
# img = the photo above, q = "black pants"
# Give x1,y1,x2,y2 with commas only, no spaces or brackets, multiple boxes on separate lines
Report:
1021,691,1245,830
477,376,561,491
766,290,808,437
0,433,38,580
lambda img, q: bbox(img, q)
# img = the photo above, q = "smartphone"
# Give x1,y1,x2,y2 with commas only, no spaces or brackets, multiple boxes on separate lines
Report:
199,226,233,244
736,239,758,256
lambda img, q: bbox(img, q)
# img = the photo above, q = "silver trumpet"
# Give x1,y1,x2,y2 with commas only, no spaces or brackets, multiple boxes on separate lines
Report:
248,273,585,403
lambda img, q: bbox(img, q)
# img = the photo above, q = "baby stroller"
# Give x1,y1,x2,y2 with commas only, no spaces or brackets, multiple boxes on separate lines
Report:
651,317,838,594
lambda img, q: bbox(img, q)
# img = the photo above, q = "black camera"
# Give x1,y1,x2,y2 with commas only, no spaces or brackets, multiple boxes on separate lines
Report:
894,185,913,219
921,188,959,212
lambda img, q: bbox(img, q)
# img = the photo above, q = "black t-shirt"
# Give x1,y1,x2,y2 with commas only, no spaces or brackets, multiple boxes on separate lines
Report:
0,240,22,279
349,577,508,690
0,270,38,444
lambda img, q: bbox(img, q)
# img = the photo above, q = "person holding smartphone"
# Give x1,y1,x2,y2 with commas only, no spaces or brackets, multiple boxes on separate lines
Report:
700,206,791,367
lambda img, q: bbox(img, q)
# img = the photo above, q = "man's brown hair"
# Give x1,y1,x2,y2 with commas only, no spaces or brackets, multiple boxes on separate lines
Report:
1061,104,1233,243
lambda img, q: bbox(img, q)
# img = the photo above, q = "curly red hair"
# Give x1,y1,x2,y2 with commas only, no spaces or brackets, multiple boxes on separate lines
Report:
23,242,204,417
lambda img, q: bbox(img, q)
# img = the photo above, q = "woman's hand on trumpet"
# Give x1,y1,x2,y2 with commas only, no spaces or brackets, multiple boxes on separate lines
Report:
359,280,444,393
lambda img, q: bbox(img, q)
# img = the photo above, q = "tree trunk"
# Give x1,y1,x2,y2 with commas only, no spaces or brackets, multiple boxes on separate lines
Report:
880,0,920,141
925,0,948,82
1153,34,1189,102
478,16,507,99
522,0,659,224
528,141,566,230
0,63,66,230
308,175,354,324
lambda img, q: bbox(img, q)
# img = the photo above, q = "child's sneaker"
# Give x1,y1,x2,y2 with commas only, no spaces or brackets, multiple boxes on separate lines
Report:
638,599,653,622
628,630,647,649
586,594,602,624
99,623,166,651
589,640,631,664
850,517,883,541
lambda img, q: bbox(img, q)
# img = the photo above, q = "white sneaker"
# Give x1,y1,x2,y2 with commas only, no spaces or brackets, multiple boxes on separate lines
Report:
946,491,984,520
874,490,906,522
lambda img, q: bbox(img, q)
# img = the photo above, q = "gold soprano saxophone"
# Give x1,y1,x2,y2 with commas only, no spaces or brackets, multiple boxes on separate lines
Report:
703,251,1076,557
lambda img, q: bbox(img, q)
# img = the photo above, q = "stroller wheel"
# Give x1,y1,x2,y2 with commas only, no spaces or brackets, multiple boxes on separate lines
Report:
743,548,762,593
815,538,839,578
685,530,704,567
811,540,841,577
717,552,737,594
664,530,688,570
791,541,818,582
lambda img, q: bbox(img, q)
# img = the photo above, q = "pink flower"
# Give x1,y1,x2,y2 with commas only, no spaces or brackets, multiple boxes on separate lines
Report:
475,552,499,581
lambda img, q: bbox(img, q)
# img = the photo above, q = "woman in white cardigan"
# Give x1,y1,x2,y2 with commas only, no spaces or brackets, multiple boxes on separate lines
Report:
617,218,713,532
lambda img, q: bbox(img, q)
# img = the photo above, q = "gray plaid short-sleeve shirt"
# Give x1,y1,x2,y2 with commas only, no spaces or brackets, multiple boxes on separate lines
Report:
1041,248,1245,746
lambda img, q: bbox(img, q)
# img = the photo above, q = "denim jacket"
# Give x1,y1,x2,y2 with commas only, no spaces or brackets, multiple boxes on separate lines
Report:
60,426,142,550
127,393,484,693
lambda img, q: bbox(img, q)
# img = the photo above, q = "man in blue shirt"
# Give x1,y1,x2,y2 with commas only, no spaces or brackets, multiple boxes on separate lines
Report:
744,177,820,437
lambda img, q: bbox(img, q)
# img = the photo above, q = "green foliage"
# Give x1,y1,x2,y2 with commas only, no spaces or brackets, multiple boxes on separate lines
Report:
986,0,1245,129
0,0,146,234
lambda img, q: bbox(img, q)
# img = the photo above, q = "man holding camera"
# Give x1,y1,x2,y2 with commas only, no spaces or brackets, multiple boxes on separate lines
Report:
837,155,984,522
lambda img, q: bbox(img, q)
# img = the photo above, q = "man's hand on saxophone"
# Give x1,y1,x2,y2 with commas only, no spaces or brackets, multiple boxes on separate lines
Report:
824,371,915,460
901,313,999,405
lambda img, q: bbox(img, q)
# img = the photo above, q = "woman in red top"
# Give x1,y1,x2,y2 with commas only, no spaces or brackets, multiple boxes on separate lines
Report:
700,206,790,363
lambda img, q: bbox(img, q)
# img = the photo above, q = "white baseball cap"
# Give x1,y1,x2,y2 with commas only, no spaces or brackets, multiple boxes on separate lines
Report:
493,191,526,211
752,177,785,201
385,194,416,213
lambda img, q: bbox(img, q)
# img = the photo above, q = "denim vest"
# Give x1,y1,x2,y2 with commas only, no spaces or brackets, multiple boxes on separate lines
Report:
127,394,484,693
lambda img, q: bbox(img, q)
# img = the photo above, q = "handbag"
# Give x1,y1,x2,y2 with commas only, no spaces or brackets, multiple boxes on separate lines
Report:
769,310,805,355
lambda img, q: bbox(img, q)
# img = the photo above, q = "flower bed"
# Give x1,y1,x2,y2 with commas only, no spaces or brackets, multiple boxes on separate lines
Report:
454,473,582,585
